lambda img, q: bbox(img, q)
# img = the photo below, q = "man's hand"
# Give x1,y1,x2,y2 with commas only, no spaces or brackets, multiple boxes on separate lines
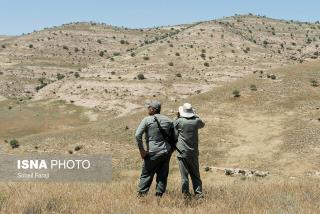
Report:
139,148,148,159
176,111,180,118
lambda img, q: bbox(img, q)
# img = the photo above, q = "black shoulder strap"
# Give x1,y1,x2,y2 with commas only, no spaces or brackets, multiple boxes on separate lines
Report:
154,116,169,140
154,116,181,154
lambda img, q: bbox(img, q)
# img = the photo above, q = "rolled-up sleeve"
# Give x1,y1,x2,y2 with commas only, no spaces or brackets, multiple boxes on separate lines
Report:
197,118,205,129
135,118,147,149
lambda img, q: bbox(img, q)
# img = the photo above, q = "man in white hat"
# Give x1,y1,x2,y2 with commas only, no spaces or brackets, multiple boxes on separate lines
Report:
135,100,174,197
174,103,205,198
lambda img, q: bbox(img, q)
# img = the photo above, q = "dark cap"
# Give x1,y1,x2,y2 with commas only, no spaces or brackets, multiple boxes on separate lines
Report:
145,100,161,110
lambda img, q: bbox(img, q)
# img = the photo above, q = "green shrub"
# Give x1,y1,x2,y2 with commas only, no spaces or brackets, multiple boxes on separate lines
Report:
143,56,149,60
57,73,65,80
176,73,182,78
74,72,80,78
74,145,83,151
10,139,19,149
36,82,47,91
168,62,174,66
270,74,276,80
250,84,257,91
29,44,33,48
311,79,319,87
204,62,209,67
62,45,68,50
137,73,145,80
99,51,104,57
233,90,240,98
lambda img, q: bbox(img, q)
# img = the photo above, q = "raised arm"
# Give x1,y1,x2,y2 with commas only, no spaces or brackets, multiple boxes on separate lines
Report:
197,118,205,129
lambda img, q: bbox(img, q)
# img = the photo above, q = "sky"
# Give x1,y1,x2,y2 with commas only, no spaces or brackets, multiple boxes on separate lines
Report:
1,0,320,35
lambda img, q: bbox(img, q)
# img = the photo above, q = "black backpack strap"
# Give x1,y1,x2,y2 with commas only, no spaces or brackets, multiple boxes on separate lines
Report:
154,116,181,154
154,116,169,140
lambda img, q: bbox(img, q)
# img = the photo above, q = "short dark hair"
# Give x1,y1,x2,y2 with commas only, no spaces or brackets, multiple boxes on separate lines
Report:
154,107,161,114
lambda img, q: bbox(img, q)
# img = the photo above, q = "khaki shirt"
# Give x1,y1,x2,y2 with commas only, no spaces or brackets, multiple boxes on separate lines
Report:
174,116,205,157
135,114,173,155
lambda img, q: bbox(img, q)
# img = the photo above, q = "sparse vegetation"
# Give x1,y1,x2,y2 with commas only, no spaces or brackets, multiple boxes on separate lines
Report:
137,73,145,80
168,62,174,66
36,78,48,91
270,74,277,80
204,62,209,67
9,139,19,149
57,73,65,80
311,79,319,87
233,90,241,97
143,56,149,60
74,145,83,151
250,84,257,91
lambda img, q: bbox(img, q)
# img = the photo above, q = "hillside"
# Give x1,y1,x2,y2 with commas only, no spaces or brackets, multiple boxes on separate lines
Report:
0,56,319,213
0,15,319,116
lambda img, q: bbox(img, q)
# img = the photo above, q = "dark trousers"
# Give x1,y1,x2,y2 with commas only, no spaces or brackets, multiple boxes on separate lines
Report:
138,152,171,194
177,155,203,195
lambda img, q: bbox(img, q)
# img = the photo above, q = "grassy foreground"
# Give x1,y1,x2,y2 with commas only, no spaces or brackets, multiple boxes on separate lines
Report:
0,176,319,213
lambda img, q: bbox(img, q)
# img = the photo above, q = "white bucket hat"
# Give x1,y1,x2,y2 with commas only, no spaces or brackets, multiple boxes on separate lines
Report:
179,103,195,118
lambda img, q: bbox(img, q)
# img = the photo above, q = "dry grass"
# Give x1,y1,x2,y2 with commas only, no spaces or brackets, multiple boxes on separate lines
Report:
0,176,319,213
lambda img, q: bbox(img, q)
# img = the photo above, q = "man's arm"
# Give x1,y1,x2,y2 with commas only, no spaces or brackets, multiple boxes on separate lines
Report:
173,119,180,141
135,118,148,159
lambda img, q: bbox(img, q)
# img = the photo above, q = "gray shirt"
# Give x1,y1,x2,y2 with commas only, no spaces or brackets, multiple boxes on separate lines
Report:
174,116,205,157
135,114,173,155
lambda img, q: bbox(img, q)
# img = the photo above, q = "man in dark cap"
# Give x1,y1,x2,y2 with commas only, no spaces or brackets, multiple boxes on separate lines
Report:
135,100,174,197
